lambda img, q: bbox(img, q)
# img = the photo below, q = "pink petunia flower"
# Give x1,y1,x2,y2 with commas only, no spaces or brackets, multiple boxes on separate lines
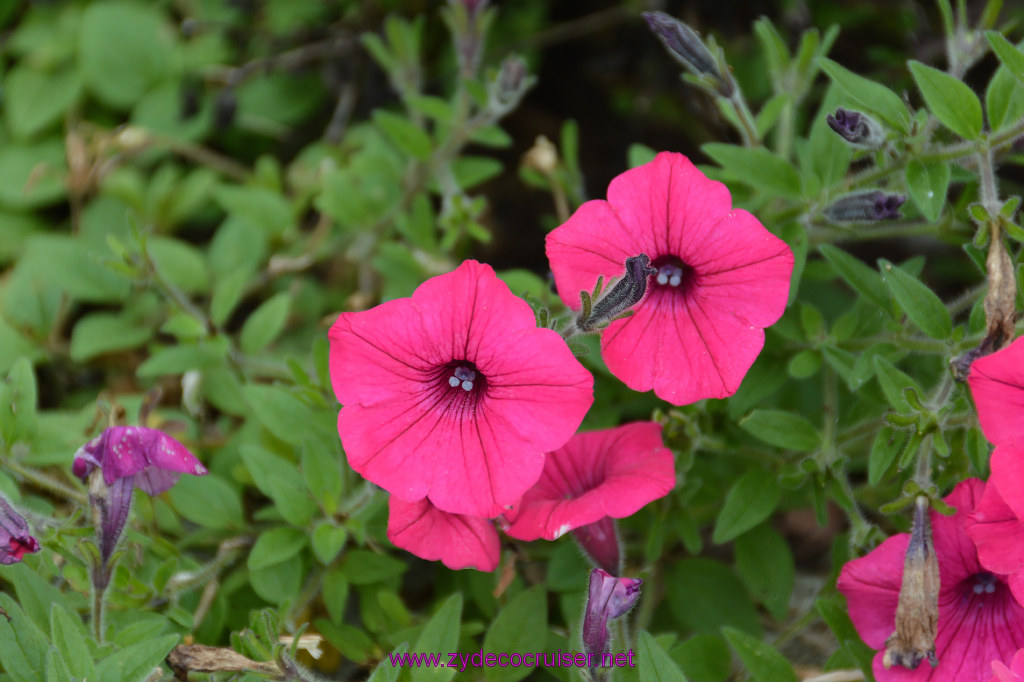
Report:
387,496,500,572
0,495,40,565
504,422,674,572
838,479,1024,682
991,649,1024,682
546,152,793,406
966,444,1024,606
73,425,208,495
968,336,1024,447
328,260,594,518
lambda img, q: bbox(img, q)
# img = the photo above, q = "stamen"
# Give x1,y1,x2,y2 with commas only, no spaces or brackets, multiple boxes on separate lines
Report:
657,264,685,288
449,376,460,388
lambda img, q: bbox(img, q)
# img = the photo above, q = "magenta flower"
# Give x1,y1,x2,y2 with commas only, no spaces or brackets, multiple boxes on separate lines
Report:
504,422,674,572
73,425,208,494
966,445,1024,606
968,336,1024,447
582,568,642,662
328,260,594,517
991,649,1024,682
387,496,500,572
546,152,793,406
0,495,40,565
838,479,1024,682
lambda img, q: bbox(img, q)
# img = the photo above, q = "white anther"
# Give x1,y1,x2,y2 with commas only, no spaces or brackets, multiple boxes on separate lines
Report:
461,380,474,391
974,583,985,594
449,376,460,388
656,272,668,285
985,582,996,594
669,274,681,287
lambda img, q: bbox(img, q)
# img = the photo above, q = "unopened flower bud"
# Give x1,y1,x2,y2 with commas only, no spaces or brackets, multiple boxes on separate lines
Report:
88,470,133,580
826,108,886,150
523,135,559,176
489,55,532,113
0,495,40,565
824,190,906,224
572,517,621,575
883,496,939,670
580,254,657,332
642,11,734,97
582,569,642,662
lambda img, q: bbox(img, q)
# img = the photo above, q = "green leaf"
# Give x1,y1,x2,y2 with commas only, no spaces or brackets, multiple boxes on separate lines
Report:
739,410,820,451
302,443,344,514
45,647,73,682
374,110,433,160
734,525,794,621
93,634,178,681
4,66,82,140
986,31,1024,83
816,595,875,674
339,550,407,586
137,343,226,378
312,523,348,564
712,470,783,544
817,57,911,132
49,604,95,680
878,259,952,339
210,269,249,327
242,384,318,446
240,444,319,527
818,244,890,311
869,426,903,485
214,185,293,236
0,594,49,682
908,60,983,140
628,143,658,169
250,553,304,605
0,142,67,209
316,619,374,664
671,634,731,682
721,627,798,682
668,559,762,637
248,526,308,570
638,630,688,682
167,473,244,529
70,312,154,361
0,357,38,446
701,144,802,199
905,159,950,223
412,593,463,682
369,643,409,682
148,236,210,295
239,293,291,354
78,2,174,109
449,156,504,191
872,355,919,414
986,44,1024,130
483,586,547,682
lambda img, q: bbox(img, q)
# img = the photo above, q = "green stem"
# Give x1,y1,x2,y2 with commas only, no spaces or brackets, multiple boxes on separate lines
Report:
91,577,106,643
3,456,87,505
727,91,761,148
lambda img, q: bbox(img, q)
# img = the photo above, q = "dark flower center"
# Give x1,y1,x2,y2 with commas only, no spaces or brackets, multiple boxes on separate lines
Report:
433,361,487,415
650,255,694,293
959,571,1005,605
970,571,998,595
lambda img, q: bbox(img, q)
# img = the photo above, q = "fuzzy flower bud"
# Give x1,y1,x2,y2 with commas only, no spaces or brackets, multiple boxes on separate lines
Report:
0,495,40,565
884,496,940,670
582,569,642,663
579,254,657,332
826,108,886,150
824,190,906,224
642,11,734,97
572,517,621,576
489,55,533,114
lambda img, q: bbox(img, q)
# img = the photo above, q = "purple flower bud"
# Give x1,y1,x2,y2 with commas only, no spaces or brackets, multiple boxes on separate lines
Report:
582,569,642,661
642,11,733,97
0,495,40,565
826,108,886,150
580,254,657,332
73,426,208,495
89,474,133,580
824,191,906,224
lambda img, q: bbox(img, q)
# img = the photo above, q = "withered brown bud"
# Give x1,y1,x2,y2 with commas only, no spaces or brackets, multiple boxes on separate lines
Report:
883,495,940,670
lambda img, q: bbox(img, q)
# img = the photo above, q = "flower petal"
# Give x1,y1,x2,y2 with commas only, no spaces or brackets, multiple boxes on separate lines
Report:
387,496,500,572
968,337,1024,446
837,533,907,649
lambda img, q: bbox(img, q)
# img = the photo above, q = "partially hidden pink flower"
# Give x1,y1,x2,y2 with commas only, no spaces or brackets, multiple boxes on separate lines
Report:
387,496,500,572
504,422,674,537
328,260,594,517
991,649,1024,682
546,152,793,406
966,444,1024,606
838,479,1024,682
0,495,40,565
968,336,1024,447
72,426,208,494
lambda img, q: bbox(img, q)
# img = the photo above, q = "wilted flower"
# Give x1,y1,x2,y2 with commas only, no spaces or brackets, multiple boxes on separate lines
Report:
826,108,886,149
387,496,500,572
329,260,594,517
824,190,906,224
642,11,733,97
838,479,1024,682
577,255,658,333
0,495,40,565
546,152,793,406
504,422,675,574
582,569,642,662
